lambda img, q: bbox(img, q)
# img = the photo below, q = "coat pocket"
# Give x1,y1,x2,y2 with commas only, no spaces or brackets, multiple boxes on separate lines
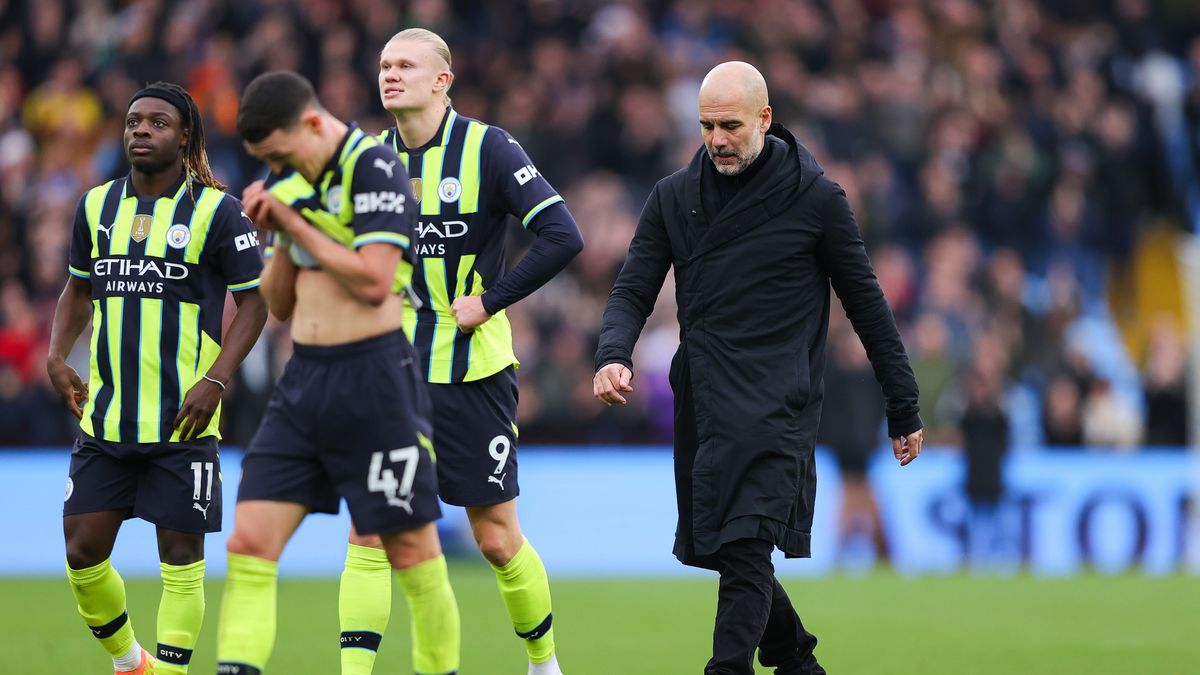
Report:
785,347,811,412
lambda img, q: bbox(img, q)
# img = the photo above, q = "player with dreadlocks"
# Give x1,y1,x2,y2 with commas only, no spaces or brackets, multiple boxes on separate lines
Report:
47,81,268,675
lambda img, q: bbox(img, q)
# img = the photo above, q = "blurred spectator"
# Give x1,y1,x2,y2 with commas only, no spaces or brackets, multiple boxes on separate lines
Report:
2,0,1199,450
958,358,1011,570
1141,317,1189,447
818,311,888,565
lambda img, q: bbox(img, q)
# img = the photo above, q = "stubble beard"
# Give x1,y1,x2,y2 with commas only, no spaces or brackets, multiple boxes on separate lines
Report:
708,133,764,176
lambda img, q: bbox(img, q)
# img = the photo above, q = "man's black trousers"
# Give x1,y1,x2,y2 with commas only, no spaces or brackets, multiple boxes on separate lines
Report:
705,538,825,675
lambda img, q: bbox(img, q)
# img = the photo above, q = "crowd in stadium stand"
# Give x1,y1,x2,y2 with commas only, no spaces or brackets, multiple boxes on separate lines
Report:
2,0,1200,453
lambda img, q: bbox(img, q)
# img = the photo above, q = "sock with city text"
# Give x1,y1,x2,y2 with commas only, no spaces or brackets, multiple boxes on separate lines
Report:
340,543,392,675
156,559,205,674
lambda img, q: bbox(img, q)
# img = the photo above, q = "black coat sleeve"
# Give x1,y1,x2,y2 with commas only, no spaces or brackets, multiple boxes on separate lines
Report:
815,182,922,437
594,183,674,373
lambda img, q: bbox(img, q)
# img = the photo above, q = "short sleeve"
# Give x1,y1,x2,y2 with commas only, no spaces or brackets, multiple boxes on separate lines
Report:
483,127,563,227
68,194,92,279
207,195,264,292
347,144,415,251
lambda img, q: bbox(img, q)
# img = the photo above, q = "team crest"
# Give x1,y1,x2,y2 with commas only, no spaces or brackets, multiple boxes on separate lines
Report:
326,185,344,213
410,177,422,204
131,214,152,243
438,176,461,203
166,223,191,249
64,477,73,502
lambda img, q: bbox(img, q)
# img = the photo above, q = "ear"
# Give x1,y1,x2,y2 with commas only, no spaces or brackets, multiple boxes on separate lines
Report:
180,128,189,149
435,70,454,94
760,104,773,133
301,108,323,132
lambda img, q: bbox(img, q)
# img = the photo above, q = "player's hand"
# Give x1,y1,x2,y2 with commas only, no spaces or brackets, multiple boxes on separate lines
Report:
593,363,633,406
173,377,224,441
242,183,288,233
892,428,923,466
47,356,88,419
450,295,491,332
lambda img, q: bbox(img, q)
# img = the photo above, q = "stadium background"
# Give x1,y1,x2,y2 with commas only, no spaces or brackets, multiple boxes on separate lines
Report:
1,0,1198,673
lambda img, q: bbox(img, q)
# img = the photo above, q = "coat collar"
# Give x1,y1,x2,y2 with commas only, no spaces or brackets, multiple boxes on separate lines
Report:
682,123,823,263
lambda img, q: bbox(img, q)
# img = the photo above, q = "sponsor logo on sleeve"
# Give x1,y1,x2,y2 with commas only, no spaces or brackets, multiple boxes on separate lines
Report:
513,164,540,186
354,191,406,214
234,231,260,252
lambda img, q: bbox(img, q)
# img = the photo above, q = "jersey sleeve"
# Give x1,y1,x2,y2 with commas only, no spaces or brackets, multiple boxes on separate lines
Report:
206,195,264,292
347,144,415,251
483,126,564,227
67,194,92,279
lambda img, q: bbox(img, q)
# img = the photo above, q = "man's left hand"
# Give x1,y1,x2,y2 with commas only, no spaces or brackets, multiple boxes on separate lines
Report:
173,378,224,441
451,295,491,332
892,428,923,467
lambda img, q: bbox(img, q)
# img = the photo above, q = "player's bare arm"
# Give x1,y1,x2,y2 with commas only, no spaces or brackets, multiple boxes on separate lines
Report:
173,288,267,440
245,181,299,321
46,275,93,419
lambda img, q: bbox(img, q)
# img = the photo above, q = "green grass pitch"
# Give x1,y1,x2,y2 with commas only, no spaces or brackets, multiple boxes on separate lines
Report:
5,561,1196,674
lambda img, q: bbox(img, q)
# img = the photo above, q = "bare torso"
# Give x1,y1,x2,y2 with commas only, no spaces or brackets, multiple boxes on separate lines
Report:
290,268,404,345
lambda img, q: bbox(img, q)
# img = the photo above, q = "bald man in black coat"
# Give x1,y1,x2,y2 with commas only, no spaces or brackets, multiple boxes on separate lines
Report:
594,61,924,675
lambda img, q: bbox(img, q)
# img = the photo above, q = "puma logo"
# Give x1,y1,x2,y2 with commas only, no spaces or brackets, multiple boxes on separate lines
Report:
374,158,396,179
387,494,414,515
488,473,506,490
97,222,115,239
193,502,210,519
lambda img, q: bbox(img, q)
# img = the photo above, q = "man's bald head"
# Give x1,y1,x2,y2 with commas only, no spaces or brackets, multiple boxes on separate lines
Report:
699,61,769,112
698,61,772,175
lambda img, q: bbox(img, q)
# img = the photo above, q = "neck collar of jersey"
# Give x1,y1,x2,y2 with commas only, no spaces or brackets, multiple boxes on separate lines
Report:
393,107,457,153
124,170,188,201
316,122,365,182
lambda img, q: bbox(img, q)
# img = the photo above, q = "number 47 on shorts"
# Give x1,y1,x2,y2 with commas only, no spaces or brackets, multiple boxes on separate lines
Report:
368,446,418,514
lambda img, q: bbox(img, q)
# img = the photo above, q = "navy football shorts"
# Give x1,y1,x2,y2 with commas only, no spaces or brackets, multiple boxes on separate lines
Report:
63,433,222,534
238,330,440,535
429,366,520,506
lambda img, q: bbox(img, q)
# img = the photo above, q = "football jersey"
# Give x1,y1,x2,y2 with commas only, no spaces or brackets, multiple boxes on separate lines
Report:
379,108,564,383
67,174,263,443
264,124,417,296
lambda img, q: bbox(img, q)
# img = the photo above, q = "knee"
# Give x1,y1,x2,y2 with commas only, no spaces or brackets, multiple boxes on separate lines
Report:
383,524,441,569
65,540,105,571
473,523,521,567
225,525,282,561
160,543,204,566
348,531,383,548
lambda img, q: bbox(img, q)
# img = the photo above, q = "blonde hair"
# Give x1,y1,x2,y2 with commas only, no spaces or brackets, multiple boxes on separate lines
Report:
386,28,454,105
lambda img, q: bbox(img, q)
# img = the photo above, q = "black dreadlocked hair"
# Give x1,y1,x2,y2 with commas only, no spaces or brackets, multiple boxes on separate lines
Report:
141,81,226,196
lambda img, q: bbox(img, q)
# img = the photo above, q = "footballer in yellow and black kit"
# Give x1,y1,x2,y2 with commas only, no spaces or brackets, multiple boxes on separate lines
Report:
64,170,263,532
378,107,584,506
240,124,441,535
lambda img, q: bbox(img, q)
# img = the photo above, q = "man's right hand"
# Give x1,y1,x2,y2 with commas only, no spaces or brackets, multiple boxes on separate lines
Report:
593,363,634,406
47,356,88,419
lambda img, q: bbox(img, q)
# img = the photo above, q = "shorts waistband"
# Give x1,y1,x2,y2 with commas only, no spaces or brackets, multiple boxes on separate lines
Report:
292,329,409,360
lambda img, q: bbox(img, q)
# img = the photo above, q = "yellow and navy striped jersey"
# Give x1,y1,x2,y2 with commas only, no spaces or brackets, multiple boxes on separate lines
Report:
263,124,416,294
67,173,263,444
379,108,564,384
